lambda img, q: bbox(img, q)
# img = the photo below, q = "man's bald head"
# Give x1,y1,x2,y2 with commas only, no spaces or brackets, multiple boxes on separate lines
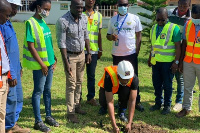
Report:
118,0,128,5
70,0,83,18
156,7,168,26
0,0,12,24
156,7,168,17
71,0,83,7
0,0,12,13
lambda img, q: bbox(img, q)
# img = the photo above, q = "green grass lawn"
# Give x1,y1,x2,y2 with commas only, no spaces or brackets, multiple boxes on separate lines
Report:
12,22,200,133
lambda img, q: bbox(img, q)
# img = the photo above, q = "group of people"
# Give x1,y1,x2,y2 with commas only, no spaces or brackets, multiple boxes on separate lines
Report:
0,0,200,132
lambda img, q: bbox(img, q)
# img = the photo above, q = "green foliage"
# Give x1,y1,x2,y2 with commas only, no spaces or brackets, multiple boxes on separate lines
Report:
138,0,167,53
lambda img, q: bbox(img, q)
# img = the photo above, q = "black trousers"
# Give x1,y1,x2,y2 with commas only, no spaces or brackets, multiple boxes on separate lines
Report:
112,53,140,104
99,87,131,110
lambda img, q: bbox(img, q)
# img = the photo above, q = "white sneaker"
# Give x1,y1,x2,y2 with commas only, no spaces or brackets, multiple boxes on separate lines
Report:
173,103,182,111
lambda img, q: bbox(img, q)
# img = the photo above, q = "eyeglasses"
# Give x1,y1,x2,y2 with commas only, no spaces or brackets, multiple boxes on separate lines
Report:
118,4,128,7
156,19,166,22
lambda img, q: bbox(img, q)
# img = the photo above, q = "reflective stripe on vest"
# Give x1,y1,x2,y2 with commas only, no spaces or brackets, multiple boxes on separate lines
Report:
83,11,102,51
184,20,200,64
98,66,133,94
150,22,176,62
23,17,50,70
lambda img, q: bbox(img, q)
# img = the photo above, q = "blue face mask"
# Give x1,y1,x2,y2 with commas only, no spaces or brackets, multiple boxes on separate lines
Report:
192,18,200,25
118,6,128,16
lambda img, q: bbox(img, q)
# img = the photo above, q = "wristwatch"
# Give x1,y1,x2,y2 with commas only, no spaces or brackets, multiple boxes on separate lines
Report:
175,60,179,65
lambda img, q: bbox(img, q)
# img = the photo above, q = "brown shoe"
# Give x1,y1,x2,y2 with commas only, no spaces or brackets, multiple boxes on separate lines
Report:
67,114,79,123
86,98,99,106
176,109,191,118
75,106,87,115
10,123,31,133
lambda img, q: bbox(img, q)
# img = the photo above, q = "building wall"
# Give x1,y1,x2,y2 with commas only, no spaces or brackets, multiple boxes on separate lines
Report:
165,0,200,6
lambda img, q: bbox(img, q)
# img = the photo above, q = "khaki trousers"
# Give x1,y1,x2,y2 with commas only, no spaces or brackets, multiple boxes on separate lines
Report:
65,51,85,114
0,75,8,133
183,61,200,111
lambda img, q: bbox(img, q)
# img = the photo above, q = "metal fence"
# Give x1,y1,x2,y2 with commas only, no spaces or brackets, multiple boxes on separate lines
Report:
19,0,117,17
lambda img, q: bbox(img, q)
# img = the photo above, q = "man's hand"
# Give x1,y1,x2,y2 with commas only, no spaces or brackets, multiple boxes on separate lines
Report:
20,69,23,77
41,64,48,76
8,79,17,87
148,57,152,67
98,51,102,59
65,64,73,77
171,62,178,74
86,54,92,64
125,123,132,133
113,126,120,133
111,34,118,41
179,62,183,73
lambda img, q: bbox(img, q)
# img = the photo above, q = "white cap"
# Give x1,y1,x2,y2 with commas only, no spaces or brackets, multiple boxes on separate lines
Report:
7,0,22,6
117,60,134,79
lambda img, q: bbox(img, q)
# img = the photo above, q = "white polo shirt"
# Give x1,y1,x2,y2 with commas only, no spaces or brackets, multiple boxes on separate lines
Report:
0,32,10,74
107,13,142,56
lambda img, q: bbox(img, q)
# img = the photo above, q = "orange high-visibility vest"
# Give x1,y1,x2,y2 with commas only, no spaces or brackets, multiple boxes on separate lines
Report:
184,20,200,64
98,66,133,94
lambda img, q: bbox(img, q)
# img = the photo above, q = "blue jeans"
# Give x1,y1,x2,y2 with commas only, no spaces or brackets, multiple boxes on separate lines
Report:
32,65,53,123
175,71,184,104
152,62,174,107
5,72,23,129
86,54,98,101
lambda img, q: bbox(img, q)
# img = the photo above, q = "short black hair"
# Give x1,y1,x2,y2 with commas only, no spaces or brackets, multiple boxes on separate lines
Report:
192,4,200,14
156,7,168,16
178,0,191,4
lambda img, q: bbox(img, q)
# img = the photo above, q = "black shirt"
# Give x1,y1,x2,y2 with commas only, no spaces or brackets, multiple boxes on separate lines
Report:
104,72,139,92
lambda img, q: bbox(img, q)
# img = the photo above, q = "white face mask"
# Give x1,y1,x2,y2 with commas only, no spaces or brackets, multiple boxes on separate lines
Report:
39,9,49,18
192,18,200,25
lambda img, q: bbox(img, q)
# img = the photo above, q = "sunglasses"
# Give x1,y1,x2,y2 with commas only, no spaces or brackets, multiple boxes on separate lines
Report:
118,4,128,7
156,19,166,22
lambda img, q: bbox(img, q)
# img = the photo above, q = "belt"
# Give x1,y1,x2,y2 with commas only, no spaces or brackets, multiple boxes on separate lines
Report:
2,72,8,76
67,51,82,55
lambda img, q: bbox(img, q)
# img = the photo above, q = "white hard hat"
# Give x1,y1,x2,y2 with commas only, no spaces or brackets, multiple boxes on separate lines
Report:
7,0,22,6
117,60,134,79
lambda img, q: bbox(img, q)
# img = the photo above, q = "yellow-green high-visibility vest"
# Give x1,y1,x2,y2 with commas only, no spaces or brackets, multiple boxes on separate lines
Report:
83,11,102,51
23,17,50,70
150,22,177,64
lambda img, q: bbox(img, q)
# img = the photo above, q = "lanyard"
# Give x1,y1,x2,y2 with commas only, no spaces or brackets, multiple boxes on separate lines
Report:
117,14,128,34
156,25,164,39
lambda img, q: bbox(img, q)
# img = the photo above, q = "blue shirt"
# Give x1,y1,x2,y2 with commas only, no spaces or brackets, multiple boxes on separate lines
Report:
182,21,200,40
0,21,22,79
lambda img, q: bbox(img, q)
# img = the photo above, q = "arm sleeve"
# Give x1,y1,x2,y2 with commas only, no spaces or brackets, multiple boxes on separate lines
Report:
172,25,182,43
182,23,187,40
26,21,34,43
135,16,143,32
56,18,67,48
104,72,113,92
84,17,89,40
130,75,139,90
107,19,113,35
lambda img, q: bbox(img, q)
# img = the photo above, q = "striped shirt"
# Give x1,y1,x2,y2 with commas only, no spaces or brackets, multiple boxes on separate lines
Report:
56,11,89,52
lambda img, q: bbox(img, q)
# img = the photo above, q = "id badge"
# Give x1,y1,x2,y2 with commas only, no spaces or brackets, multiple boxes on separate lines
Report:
115,39,119,46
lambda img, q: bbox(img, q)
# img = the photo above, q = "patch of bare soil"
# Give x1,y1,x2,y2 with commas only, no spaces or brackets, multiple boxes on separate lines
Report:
117,122,168,133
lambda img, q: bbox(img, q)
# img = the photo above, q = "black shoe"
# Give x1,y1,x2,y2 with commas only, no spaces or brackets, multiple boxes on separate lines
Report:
98,107,107,115
135,103,144,112
161,106,171,115
149,104,161,111
34,121,51,133
119,113,128,122
45,116,59,127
